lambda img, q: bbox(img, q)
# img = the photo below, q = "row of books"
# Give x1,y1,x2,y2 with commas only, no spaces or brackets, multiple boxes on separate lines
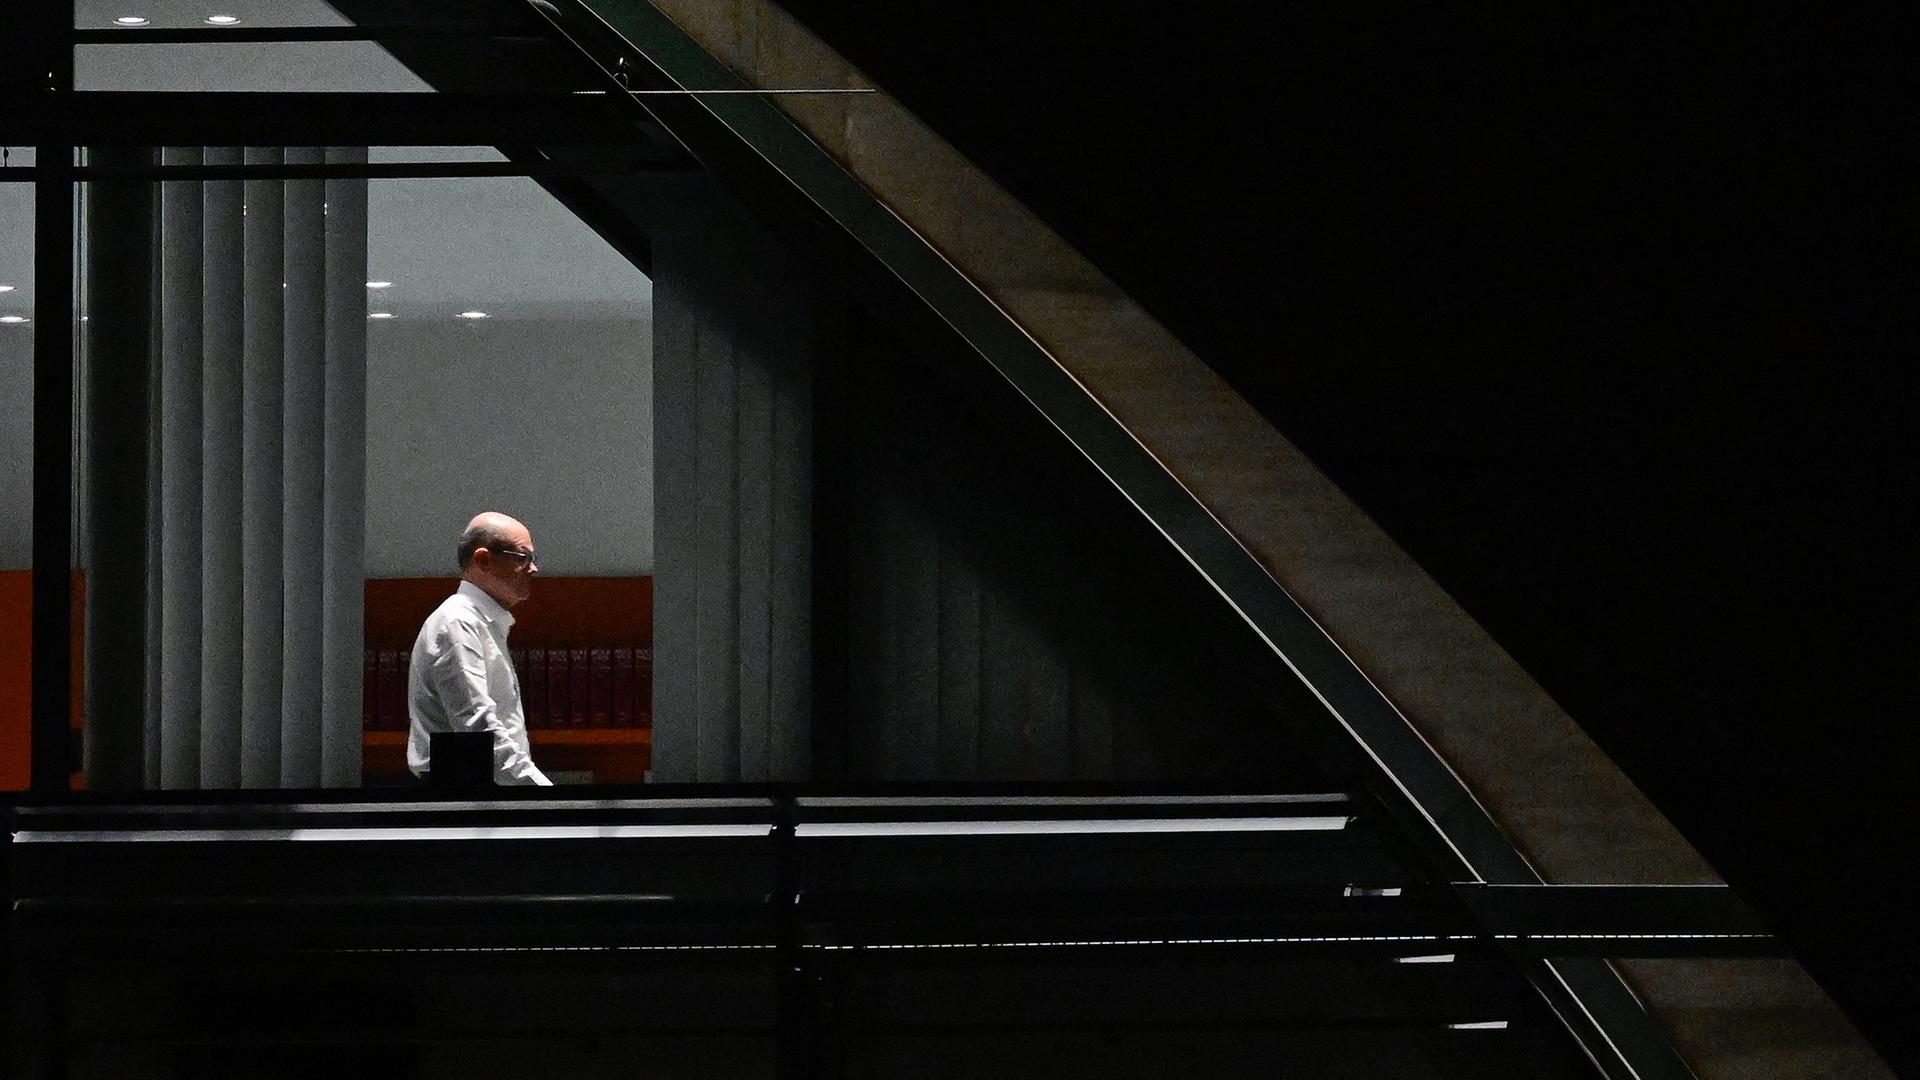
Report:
363,646,654,730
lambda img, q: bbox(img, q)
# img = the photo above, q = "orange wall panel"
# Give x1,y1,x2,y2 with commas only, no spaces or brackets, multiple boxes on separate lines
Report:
0,571,86,792
1,573,645,791
0,572,28,790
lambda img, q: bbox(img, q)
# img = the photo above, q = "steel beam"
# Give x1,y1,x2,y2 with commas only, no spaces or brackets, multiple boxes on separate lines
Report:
30,4,77,796
0,158,680,182
0,92,652,147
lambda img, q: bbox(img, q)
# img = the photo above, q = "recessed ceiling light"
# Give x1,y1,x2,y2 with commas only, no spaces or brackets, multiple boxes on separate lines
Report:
0,285,14,292
113,16,150,26
457,311,490,320
366,280,393,289
368,312,396,320
0,316,29,324
204,14,241,24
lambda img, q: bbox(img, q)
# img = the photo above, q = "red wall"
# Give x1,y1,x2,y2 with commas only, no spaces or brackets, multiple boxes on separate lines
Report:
0,571,86,792
365,576,653,650
0,574,648,790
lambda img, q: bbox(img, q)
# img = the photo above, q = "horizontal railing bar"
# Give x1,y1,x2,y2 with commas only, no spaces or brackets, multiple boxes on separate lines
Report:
13,823,773,842
796,816,1353,837
15,894,687,908
798,793,1350,808
11,796,774,816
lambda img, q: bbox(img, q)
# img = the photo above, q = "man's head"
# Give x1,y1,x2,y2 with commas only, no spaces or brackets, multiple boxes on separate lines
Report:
457,512,538,608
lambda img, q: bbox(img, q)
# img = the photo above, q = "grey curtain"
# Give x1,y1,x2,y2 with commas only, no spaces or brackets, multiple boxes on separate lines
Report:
836,368,1146,781
645,185,1288,784
829,322,1297,784
650,195,812,782
136,145,368,789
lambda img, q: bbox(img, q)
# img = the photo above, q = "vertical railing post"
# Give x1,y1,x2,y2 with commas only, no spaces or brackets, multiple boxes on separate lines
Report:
771,789,818,1078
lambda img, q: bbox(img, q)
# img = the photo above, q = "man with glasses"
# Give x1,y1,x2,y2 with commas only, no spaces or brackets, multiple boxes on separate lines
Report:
407,511,552,786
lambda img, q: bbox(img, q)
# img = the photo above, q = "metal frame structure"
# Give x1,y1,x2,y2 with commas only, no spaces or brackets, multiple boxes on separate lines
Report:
0,159,677,182
28,3,76,797
4,791,1777,1077
8,2,1767,1075
2,91,662,147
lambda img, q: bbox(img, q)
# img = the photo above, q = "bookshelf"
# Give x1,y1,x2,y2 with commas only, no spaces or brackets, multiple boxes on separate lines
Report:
362,577,654,784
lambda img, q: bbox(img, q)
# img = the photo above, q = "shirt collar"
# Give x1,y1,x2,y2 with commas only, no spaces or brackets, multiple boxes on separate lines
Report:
457,579,516,632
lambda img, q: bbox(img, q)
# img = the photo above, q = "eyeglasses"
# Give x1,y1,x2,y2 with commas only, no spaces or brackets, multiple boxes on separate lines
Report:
489,548,537,568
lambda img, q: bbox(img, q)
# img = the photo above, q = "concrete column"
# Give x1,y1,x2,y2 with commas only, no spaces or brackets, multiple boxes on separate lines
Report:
80,146,153,791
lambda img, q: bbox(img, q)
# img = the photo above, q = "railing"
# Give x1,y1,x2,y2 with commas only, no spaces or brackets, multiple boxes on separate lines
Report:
4,791,1773,1075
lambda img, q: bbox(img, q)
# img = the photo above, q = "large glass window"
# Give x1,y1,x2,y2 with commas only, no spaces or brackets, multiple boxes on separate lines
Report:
11,8,1325,795
46,146,654,791
360,150,654,786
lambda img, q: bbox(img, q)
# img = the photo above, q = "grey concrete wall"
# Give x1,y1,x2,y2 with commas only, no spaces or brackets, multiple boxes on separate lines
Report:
0,326,32,569
2,317,653,576
364,317,653,578
0,168,29,570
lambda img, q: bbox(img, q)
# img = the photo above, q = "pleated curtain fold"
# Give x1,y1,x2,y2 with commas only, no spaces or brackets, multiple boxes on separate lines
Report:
146,145,368,789
650,196,812,783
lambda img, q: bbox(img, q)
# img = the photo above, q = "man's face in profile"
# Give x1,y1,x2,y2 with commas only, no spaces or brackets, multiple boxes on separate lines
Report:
479,527,538,608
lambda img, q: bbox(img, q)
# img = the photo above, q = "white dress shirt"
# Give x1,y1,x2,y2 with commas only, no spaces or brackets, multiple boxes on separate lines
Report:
407,580,552,786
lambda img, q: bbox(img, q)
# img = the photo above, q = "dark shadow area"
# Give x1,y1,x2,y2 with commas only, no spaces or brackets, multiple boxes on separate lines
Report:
773,1,1915,1068
816,302,1348,788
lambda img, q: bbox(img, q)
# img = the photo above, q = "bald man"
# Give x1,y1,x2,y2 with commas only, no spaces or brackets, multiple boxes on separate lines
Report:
407,512,552,786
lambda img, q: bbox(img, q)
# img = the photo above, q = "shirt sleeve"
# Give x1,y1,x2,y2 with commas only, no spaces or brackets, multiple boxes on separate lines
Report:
426,617,552,786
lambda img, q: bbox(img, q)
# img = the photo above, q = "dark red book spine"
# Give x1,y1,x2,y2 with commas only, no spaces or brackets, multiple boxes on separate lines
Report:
394,649,413,730
611,648,634,728
547,647,570,732
590,648,613,727
524,647,548,729
636,647,654,727
378,649,403,730
363,649,378,730
569,648,590,727
509,647,527,726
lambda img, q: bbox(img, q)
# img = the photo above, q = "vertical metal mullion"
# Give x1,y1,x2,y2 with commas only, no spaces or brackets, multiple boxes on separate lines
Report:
771,791,813,1080
31,2,76,793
